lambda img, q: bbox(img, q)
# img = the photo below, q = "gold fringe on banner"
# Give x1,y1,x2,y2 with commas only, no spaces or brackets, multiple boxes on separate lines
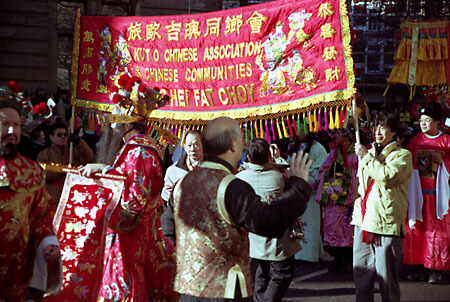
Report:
71,0,356,135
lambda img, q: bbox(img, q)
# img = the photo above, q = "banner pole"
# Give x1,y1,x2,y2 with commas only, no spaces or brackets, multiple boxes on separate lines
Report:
352,95,360,145
69,105,75,166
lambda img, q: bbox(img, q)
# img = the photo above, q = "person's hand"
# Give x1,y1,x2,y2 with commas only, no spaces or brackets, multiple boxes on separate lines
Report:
355,143,368,159
78,163,107,177
432,152,443,165
289,151,313,182
270,144,281,160
164,184,175,196
68,133,81,145
43,245,60,262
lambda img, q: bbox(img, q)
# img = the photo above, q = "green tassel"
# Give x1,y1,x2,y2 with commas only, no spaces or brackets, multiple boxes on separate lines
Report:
343,107,350,129
303,113,308,134
245,123,249,142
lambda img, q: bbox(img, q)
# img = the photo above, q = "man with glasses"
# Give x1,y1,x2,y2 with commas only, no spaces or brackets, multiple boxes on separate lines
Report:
404,101,450,284
37,121,93,204
161,130,203,203
161,130,204,245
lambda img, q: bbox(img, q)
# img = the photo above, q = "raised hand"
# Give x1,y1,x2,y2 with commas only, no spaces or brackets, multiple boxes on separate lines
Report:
289,150,313,182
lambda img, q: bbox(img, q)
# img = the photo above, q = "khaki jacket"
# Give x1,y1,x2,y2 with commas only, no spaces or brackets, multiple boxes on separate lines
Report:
37,139,94,203
351,142,412,236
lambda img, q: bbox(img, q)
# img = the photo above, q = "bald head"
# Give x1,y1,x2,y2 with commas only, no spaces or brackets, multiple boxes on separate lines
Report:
202,117,242,158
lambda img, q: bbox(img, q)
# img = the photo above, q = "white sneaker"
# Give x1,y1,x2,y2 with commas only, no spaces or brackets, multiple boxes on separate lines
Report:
319,251,334,262
428,271,442,284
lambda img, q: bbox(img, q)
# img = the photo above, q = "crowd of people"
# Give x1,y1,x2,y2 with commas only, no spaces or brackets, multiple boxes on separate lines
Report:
1,81,449,302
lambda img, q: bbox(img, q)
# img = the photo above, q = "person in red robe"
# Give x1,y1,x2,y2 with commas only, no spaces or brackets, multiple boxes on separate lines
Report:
79,121,178,301
0,101,61,301
404,101,450,284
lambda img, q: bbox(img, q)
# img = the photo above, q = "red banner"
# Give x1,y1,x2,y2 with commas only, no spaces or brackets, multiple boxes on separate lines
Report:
72,0,355,122
44,173,124,301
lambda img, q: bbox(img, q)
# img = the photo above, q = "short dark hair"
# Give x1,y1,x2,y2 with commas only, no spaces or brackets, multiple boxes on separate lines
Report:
202,126,240,156
49,121,68,135
0,100,22,117
186,129,201,138
372,111,399,134
247,138,270,165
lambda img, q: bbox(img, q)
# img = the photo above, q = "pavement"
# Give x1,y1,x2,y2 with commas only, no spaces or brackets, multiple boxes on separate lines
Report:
282,260,450,302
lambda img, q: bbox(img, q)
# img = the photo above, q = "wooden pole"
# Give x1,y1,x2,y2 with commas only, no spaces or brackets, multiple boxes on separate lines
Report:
352,95,360,145
69,105,75,166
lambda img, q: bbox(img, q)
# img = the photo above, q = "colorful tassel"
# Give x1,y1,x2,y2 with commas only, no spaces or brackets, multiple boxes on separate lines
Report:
292,115,298,135
281,118,289,138
343,106,350,129
271,120,276,141
287,118,294,137
259,119,263,139
313,109,318,132
250,121,254,140
297,114,301,135
318,108,322,132
329,107,335,130
253,120,259,138
276,118,283,139
245,123,249,142
324,108,329,131
265,120,271,143
303,112,308,134
308,111,313,133
334,106,340,129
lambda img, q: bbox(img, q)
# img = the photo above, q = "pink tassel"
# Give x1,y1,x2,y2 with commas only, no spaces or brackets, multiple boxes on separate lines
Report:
265,120,271,143
318,108,322,132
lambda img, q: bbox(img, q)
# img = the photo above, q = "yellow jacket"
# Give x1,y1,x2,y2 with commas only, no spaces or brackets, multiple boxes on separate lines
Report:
351,142,412,236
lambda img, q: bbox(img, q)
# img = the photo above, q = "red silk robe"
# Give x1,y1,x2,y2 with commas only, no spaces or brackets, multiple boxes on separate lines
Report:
98,134,178,301
0,154,55,301
404,132,450,271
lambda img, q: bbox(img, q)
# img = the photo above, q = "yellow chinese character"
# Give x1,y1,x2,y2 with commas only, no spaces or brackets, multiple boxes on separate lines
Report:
81,63,92,75
318,3,334,18
83,31,95,43
325,66,341,82
185,20,202,40
81,79,91,91
146,22,162,41
127,22,143,41
245,11,267,34
83,47,93,59
224,15,243,35
165,20,182,41
204,17,221,37
322,46,338,61
320,23,336,39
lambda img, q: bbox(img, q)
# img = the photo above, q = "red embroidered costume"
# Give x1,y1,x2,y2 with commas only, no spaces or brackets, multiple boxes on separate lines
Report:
0,154,55,301
98,134,177,301
404,132,450,271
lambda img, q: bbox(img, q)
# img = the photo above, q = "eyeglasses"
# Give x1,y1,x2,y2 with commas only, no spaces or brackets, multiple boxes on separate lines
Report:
185,143,200,149
55,133,68,137
419,118,433,123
